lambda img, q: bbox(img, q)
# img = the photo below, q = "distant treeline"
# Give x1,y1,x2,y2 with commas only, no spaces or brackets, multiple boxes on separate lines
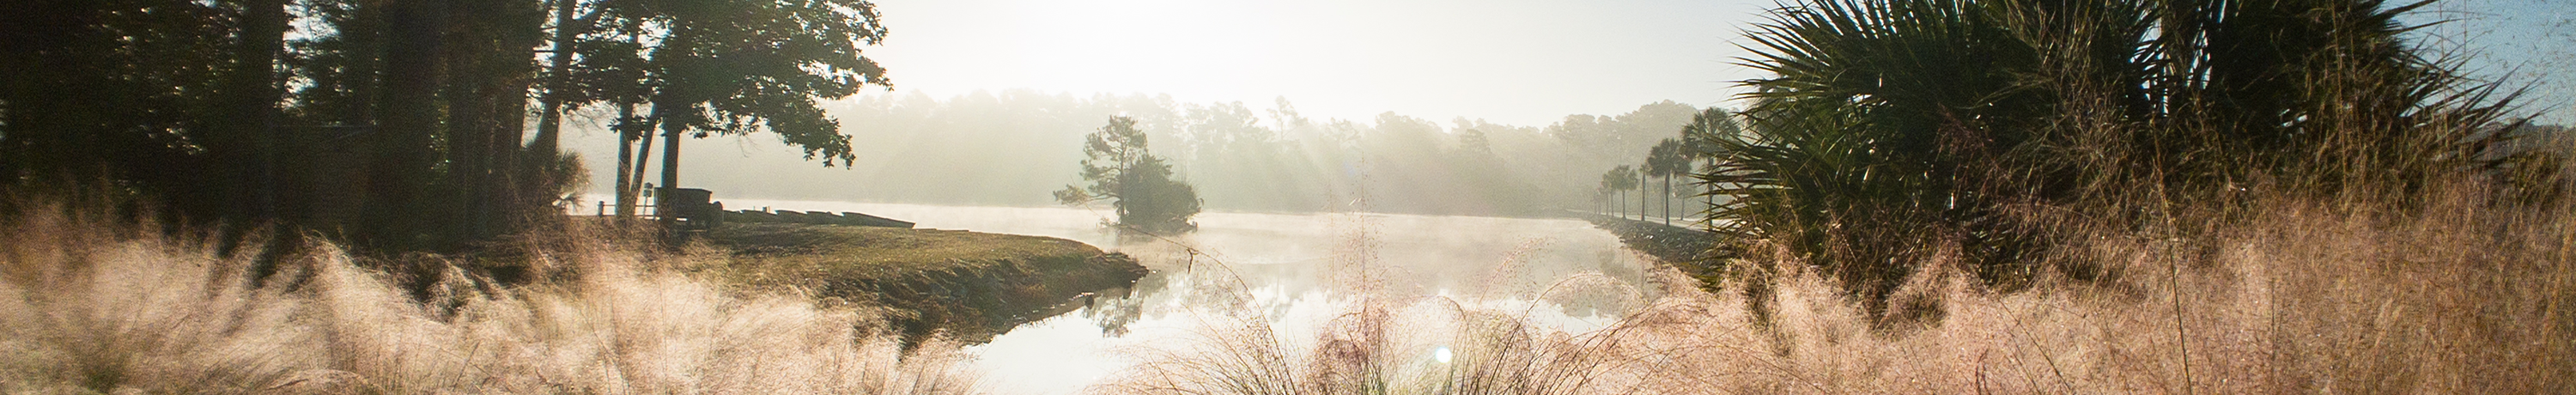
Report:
624,91,1704,216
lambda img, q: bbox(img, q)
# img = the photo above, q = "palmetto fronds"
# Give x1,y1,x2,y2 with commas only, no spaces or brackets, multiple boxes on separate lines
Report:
1703,0,2524,325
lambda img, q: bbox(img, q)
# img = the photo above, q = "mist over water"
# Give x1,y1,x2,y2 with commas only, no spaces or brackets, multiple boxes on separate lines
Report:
702,199,1658,394
9,0,2573,391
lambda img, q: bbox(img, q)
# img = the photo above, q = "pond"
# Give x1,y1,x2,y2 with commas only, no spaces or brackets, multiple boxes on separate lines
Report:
683,199,1662,394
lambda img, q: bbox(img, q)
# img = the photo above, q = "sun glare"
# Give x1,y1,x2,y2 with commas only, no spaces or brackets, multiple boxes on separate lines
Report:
865,0,1757,125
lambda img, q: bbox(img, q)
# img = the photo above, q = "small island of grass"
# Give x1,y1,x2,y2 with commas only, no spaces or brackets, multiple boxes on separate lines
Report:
696,222,1147,345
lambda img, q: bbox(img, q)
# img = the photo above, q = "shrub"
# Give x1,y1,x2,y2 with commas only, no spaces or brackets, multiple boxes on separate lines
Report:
1700,0,2534,325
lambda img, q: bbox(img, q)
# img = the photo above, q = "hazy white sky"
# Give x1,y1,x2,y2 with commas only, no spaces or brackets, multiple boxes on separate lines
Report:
852,0,2571,127
858,0,1773,126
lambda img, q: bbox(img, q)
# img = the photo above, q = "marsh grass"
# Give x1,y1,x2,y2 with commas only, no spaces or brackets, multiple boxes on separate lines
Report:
1698,179,2573,393
1095,173,2573,394
0,179,2562,394
0,199,981,394
1698,0,2554,327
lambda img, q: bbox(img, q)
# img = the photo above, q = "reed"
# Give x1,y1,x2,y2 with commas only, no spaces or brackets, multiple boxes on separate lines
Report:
0,198,981,394
1098,174,2573,393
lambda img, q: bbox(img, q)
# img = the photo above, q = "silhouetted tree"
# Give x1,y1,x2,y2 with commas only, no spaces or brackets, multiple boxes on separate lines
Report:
1058,116,1203,233
1602,166,1638,217
3,0,890,254
0,0,231,215
542,0,666,218
1709,0,2524,324
1647,138,1686,225
354,0,452,251
1637,162,1650,221
1679,106,1738,228
627,0,888,226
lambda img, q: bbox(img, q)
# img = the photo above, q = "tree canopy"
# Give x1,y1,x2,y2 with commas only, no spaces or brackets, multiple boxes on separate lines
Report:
0,0,891,253
1058,117,1204,233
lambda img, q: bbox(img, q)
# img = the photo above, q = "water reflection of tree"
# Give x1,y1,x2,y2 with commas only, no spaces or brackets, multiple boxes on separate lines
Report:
1082,272,1160,337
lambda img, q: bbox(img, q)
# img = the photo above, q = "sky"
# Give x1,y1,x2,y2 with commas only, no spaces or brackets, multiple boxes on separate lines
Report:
848,0,2573,127
854,0,1774,126
2419,0,2576,125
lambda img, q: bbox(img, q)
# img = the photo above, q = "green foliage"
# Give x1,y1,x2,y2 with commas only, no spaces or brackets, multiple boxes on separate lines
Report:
1646,140,1687,181
0,0,890,253
1679,107,1741,162
1647,138,1689,222
1603,166,1639,194
1060,117,1204,233
1599,165,1640,216
623,0,888,166
599,0,890,222
0,0,238,216
1678,107,1741,223
1703,0,2528,324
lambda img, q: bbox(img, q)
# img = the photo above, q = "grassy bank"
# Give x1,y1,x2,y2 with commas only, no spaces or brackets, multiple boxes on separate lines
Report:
695,222,1148,344
3,193,2561,394
0,205,987,394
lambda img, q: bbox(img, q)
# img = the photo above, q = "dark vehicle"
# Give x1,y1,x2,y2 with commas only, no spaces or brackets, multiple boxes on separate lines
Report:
659,187,725,231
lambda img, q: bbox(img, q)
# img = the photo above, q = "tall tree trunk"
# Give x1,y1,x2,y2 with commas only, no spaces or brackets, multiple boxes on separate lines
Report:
1703,159,1715,228
526,0,580,212
530,0,577,160
444,0,542,242
218,0,289,222
223,0,292,279
364,0,447,251
488,23,539,240
625,113,656,217
657,104,683,224
612,103,638,217
443,41,490,243
484,67,533,239
301,1,386,237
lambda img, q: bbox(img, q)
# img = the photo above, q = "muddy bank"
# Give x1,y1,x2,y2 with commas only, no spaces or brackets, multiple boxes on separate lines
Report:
699,222,1147,345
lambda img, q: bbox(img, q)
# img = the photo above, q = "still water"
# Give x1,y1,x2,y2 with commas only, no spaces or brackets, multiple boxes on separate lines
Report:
679,199,1659,394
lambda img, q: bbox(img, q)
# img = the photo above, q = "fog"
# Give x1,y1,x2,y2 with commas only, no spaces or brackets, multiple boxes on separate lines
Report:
559,0,2572,216
4,0,2573,392
571,93,1702,216
853,0,1765,126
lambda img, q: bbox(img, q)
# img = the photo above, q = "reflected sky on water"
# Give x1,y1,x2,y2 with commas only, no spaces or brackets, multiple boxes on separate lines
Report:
655,199,1660,394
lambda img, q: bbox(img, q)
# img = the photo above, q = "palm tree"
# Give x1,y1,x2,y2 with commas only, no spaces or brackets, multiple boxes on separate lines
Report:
1680,107,1738,229
1602,166,1639,218
1715,0,2518,323
1595,177,1619,216
1636,163,1649,221
1594,186,1607,215
1647,138,1687,225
